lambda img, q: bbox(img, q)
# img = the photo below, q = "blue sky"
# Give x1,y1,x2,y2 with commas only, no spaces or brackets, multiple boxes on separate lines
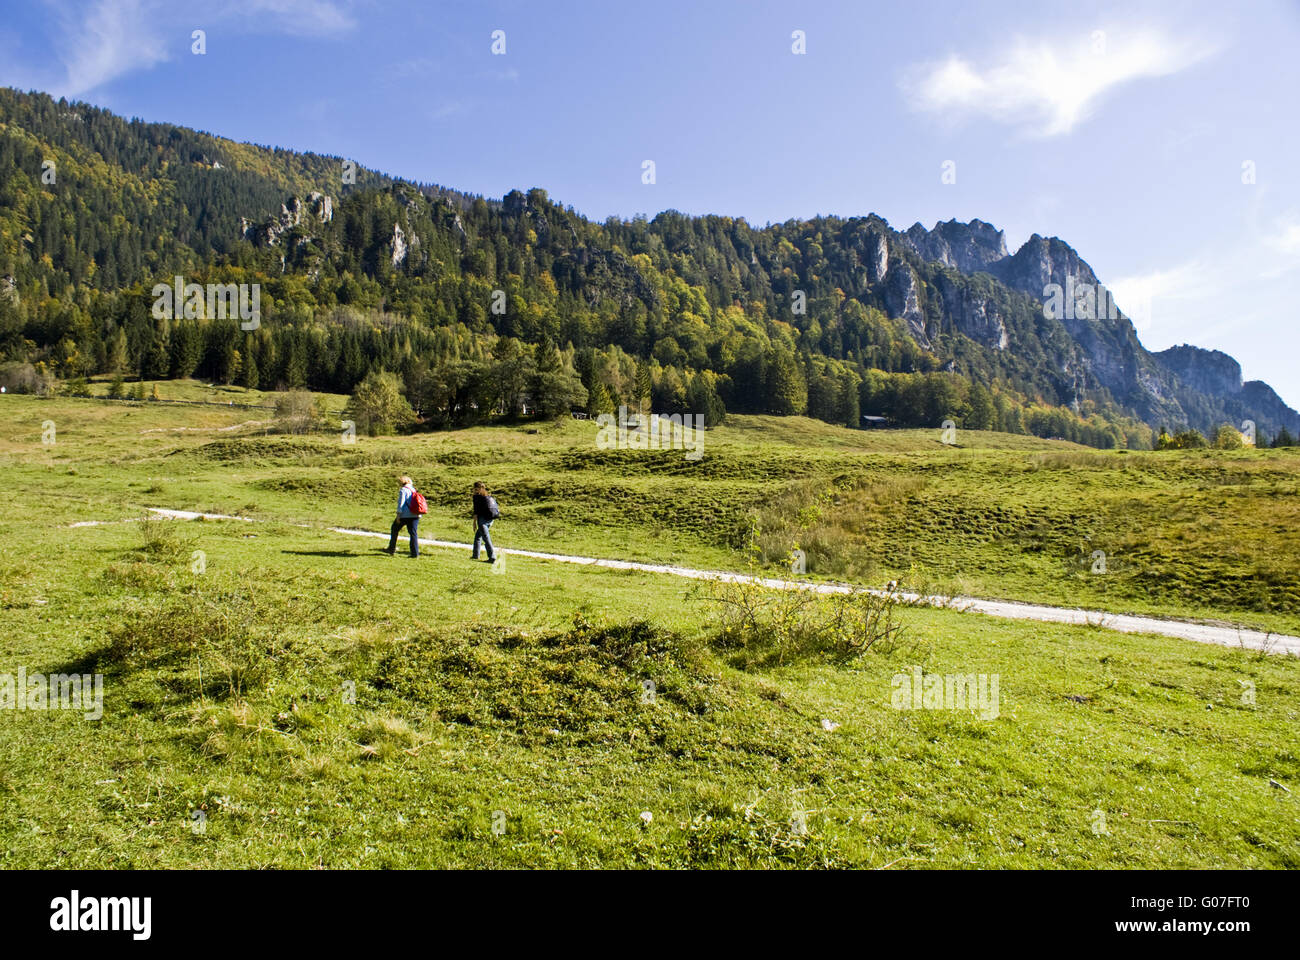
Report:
2,0,1298,407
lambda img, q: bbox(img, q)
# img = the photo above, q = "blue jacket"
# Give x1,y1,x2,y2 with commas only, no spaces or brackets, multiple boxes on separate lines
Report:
396,484,417,518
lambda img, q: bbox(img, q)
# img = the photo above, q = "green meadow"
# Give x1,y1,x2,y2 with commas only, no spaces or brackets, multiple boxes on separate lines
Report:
0,388,1296,868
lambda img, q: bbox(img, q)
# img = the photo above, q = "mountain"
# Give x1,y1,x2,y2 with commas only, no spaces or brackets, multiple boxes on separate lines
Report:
896,222,1187,426
0,87,1294,444
1154,344,1300,435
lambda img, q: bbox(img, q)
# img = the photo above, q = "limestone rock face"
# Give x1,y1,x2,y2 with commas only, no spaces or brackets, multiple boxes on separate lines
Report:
932,274,1009,350
901,218,1008,275
866,229,888,283
308,192,333,223
1154,345,1243,398
241,194,333,245
390,223,407,267
884,264,928,348
894,220,1199,425
993,233,1098,298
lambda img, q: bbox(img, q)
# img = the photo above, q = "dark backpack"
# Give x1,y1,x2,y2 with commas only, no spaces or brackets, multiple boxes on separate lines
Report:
485,495,500,520
410,490,428,515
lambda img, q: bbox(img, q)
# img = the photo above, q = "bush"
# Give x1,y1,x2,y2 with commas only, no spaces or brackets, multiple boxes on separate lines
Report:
274,389,325,434
1157,427,1209,450
136,513,196,563
0,362,54,395
343,370,415,436
371,617,710,742
707,574,906,667
104,595,278,701
1213,424,1245,449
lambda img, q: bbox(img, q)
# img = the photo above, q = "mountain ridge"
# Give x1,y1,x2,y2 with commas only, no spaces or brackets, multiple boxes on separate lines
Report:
891,216,1293,431
0,87,1294,441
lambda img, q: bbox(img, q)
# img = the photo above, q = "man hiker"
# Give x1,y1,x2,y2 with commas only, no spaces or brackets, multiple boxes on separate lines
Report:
386,475,424,557
471,481,499,563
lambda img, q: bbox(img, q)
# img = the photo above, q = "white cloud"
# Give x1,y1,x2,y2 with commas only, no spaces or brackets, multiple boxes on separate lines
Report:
429,101,467,121
238,0,357,38
902,28,1217,136
1268,218,1300,258
40,0,357,98
1109,212,1300,399
1108,260,1210,333
52,0,169,98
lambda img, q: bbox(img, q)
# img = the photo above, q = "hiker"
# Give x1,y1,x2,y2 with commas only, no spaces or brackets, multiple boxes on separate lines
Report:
386,475,423,557
471,481,499,563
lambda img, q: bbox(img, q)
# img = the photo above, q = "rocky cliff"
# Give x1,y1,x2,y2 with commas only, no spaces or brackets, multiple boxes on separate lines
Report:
888,218,1298,435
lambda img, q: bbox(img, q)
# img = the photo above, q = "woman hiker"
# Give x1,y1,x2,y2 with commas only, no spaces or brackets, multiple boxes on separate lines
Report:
386,475,422,557
471,481,499,563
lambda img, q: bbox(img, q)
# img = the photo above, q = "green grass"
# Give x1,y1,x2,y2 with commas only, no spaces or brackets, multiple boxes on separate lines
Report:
8,393,1299,632
0,392,1297,868
74,375,348,412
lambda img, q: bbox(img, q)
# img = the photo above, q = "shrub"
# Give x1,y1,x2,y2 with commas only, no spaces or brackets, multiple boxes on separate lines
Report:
1157,427,1209,450
707,574,906,667
1213,424,1245,449
0,362,55,395
371,618,709,741
104,593,282,701
135,513,195,563
343,370,415,436
274,389,325,434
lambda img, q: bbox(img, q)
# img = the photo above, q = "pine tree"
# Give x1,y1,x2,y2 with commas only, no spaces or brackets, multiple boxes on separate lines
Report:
106,327,128,374
836,373,860,428
966,382,996,431
635,360,652,414
239,349,260,390
586,378,614,417
765,347,807,415
686,371,726,426
530,338,586,419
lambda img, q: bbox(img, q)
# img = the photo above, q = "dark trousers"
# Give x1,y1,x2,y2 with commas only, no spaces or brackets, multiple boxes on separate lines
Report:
389,516,419,556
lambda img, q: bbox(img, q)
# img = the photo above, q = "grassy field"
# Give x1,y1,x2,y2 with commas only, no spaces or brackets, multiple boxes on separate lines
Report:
1,390,1297,868
13,383,1300,633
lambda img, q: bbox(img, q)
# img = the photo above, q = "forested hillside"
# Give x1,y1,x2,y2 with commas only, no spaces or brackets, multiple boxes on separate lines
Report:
2,88,1294,447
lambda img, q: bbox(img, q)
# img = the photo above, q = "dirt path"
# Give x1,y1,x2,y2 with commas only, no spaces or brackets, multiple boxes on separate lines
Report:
139,508,1300,656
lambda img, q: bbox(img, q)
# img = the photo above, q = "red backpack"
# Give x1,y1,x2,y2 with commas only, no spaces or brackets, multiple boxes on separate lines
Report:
410,490,428,515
